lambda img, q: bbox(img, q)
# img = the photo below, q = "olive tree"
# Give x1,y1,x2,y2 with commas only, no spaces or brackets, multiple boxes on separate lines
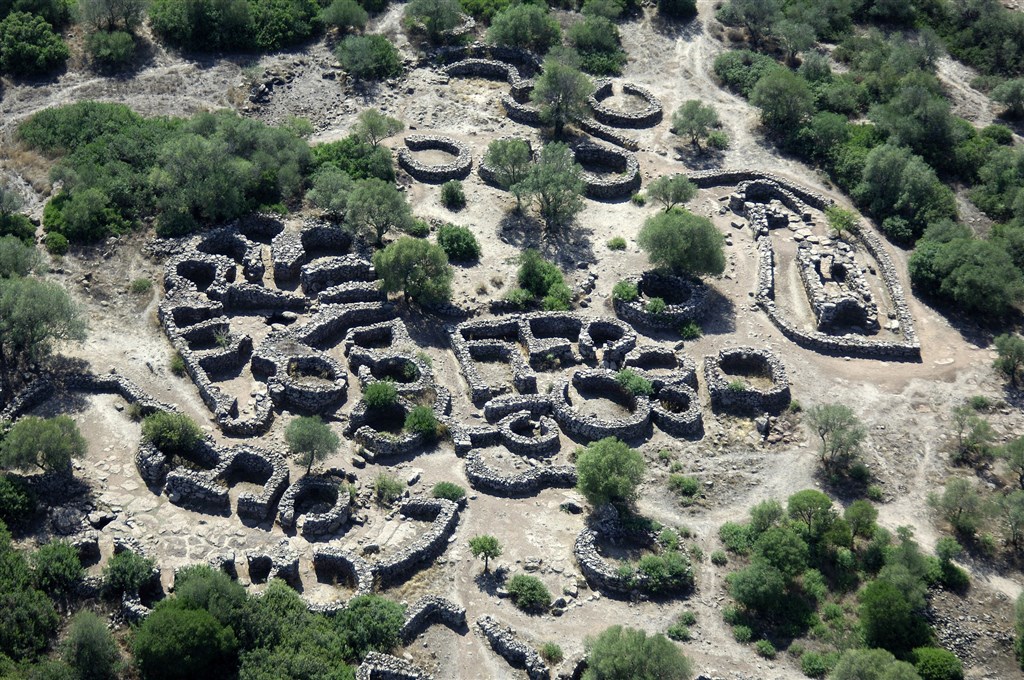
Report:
346,178,413,245
645,175,697,212
484,138,532,209
0,415,86,474
514,142,585,229
583,626,692,680
806,403,866,473
995,333,1024,388
468,534,502,573
671,100,720,151
531,57,592,137
285,416,340,475
637,209,725,277
353,109,404,148
372,237,453,305
575,437,645,507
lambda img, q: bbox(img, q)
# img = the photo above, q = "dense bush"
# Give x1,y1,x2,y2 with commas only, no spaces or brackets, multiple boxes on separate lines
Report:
437,223,480,261
85,30,135,69
363,380,398,408
713,50,780,97
615,369,653,397
403,0,462,43
506,574,550,612
373,473,403,506
432,481,465,502
440,180,466,210
638,209,725,277
150,0,319,51
141,412,202,455
337,34,402,79
0,415,86,474
0,12,69,76
404,405,440,439
30,541,82,598
373,237,453,305
134,600,239,680
584,626,692,680
312,135,395,182
517,249,563,299
284,416,339,475
61,610,120,680
486,3,560,54
568,16,626,75
912,647,963,680
611,279,637,302
635,550,693,594
320,0,367,32
657,0,695,20
336,594,404,660
103,550,155,596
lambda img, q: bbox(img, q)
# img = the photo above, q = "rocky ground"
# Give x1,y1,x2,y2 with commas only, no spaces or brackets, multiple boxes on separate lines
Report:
2,0,1024,678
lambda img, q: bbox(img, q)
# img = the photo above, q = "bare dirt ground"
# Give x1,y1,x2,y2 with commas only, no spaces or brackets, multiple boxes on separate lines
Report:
3,0,1024,678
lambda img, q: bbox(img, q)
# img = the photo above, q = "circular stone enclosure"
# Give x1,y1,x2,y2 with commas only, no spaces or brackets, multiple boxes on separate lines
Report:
589,80,663,128
398,135,473,183
613,271,711,329
571,142,641,200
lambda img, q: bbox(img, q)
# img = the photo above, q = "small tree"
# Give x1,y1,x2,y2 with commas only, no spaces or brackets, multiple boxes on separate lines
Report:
468,534,502,572
0,276,86,393
337,594,405,660
637,209,725,277
928,477,985,536
514,143,585,229
363,380,398,408
62,610,120,680
437,223,480,261
911,647,963,680
575,437,645,506
133,601,238,680
307,166,354,216
285,416,340,475
671,100,720,151
336,34,402,80
0,415,86,474
950,404,994,466
531,58,592,138
825,205,860,240
346,178,413,245
103,550,155,596
749,68,815,137
79,0,147,31
995,333,1024,388
1004,437,1024,489
806,403,866,473
584,625,692,680
484,138,532,209
844,499,878,538
645,175,697,212
996,490,1024,550
319,0,368,33
373,237,453,305
353,109,404,148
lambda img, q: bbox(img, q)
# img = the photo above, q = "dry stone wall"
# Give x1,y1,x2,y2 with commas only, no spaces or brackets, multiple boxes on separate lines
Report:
399,595,467,644
613,271,711,329
397,135,473,183
703,347,791,414
477,615,550,680
356,652,433,680
588,80,663,128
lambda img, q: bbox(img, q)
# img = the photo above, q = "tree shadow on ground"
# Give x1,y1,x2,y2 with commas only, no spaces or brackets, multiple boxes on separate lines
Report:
498,211,597,269
474,566,508,595
674,144,725,171
699,287,736,336
653,13,705,41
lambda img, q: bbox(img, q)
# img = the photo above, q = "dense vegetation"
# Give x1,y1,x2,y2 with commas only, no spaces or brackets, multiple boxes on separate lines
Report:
717,489,967,678
712,0,1024,318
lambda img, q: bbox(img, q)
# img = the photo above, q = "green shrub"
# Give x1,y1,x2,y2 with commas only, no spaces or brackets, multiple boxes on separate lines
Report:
719,521,750,554
912,647,964,680
732,624,753,643
636,550,693,594
169,352,186,377
612,280,638,302
584,626,692,680
373,473,403,506
0,475,35,526
337,34,402,80
431,481,465,502
503,286,534,309
313,135,395,182
30,541,82,598
134,600,238,680
539,641,563,664
103,550,154,596
631,193,646,206
486,3,560,54
85,30,135,69
607,236,626,250
404,405,440,439
61,610,120,680
666,623,690,641
713,50,781,97
710,550,727,566
575,437,645,506
0,584,59,661
437,223,480,261
320,0,368,31
130,277,152,294
406,219,430,237
0,213,35,244
645,297,667,314
727,379,747,392
440,180,466,210
867,484,884,502
678,610,696,626
0,12,69,76
968,395,994,411
517,249,564,299
755,640,777,659
800,651,833,678
507,573,551,612
363,380,398,408
337,594,405,659
141,412,202,455
679,321,701,340
44,232,68,255
541,281,572,311
615,369,653,397
668,474,700,497
707,130,730,150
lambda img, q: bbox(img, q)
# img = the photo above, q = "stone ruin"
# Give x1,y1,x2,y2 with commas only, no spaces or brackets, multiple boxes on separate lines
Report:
588,79,663,128
477,615,551,680
397,135,473,183
612,270,711,330
703,346,791,414
797,242,880,333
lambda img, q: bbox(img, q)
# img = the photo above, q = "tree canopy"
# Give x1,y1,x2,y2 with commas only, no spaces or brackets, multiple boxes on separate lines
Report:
637,209,725,277
531,58,592,137
514,142,585,229
583,626,692,680
372,237,453,305
575,437,645,506
0,416,86,474
284,416,340,475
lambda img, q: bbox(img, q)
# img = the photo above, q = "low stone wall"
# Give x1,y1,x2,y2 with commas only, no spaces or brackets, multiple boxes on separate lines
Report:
588,80,662,128
612,271,711,329
1,371,175,423
371,499,460,587
574,116,640,151
571,141,641,200
356,652,433,680
464,450,577,497
246,540,300,587
301,255,375,296
622,345,697,391
482,394,554,423
312,545,374,595
399,595,467,644
477,615,550,680
573,528,635,595
703,347,791,414
686,169,832,210
398,135,473,183
551,371,651,442
277,475,350,536
501,93,544,126
796,242,879,332
441,58,532,98
496,411,560,457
